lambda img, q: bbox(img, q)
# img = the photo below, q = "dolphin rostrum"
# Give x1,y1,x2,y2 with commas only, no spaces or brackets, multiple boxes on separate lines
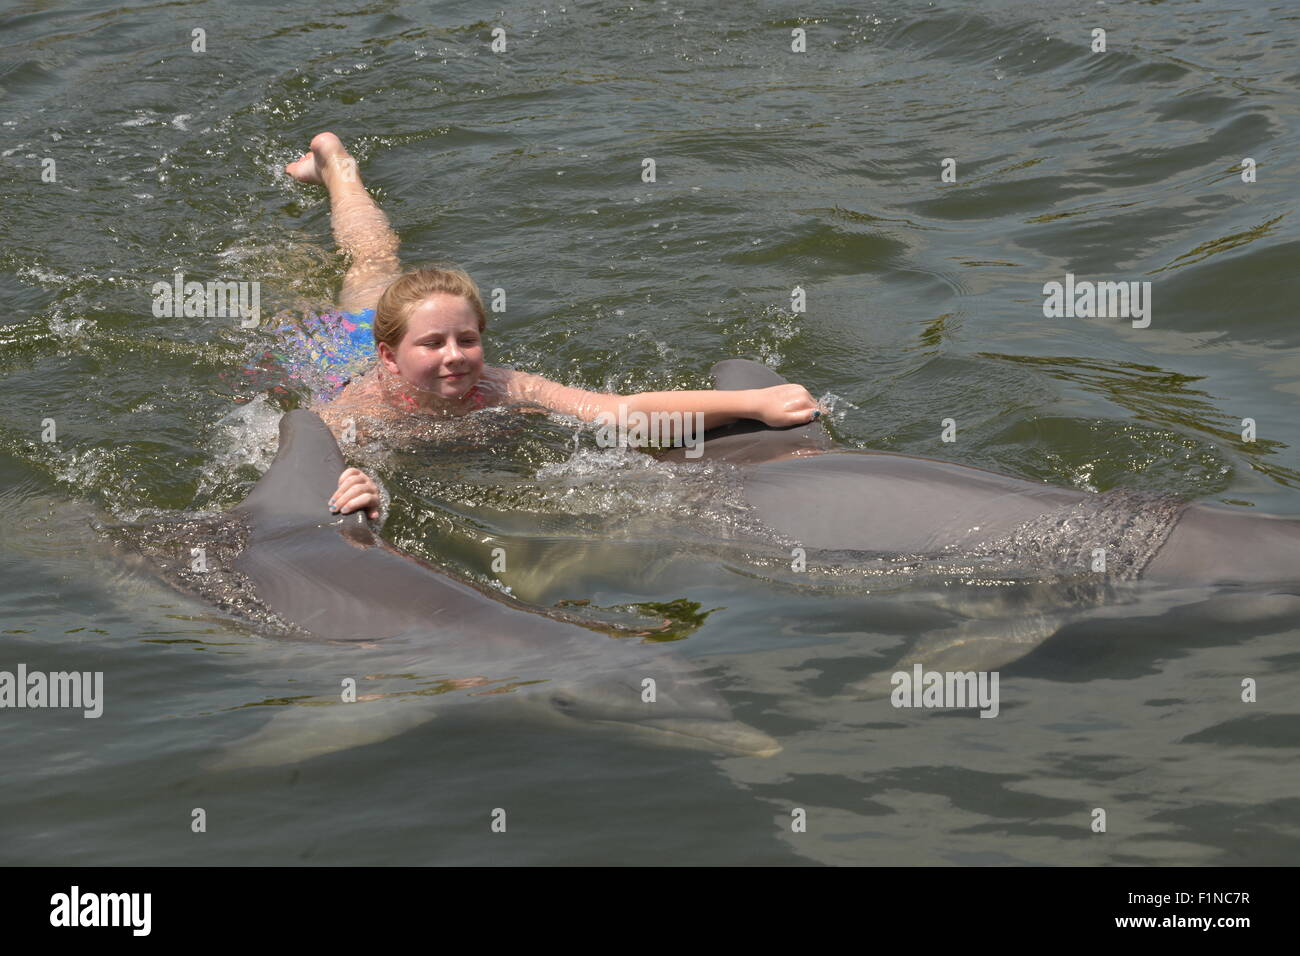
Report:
118,409,779,768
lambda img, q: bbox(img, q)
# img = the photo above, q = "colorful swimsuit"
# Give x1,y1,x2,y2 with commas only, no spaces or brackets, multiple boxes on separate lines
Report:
226,306,378,404
333,307,378,393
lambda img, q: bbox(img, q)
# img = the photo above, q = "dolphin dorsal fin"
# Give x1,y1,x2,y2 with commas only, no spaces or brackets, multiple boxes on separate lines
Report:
659,358,834,465
235,409,354,527
709,358,792,391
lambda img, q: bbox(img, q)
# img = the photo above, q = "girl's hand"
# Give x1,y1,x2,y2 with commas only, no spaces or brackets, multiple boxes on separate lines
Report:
753,384,823,428
330,467,381,520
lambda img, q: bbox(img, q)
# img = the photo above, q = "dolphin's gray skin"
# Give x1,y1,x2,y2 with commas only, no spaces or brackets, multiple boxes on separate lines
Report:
661,359,1300,683
130,409,779,767
666,359,1300,586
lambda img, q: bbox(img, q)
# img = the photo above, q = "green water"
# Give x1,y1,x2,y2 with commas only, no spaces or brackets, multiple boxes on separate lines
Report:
1,0,1298,864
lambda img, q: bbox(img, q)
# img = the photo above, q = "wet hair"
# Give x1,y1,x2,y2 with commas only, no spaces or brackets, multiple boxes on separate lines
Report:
373,264,488,350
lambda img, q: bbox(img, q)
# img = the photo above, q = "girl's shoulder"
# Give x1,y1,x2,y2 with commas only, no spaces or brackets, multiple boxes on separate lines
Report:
477,365,544,403
327,367,382,411
312,367,400,434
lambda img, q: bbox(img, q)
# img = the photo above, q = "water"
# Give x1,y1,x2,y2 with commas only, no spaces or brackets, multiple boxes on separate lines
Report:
2,0,1298,865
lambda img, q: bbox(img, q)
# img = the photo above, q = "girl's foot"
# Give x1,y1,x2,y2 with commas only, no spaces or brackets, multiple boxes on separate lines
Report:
285,131,355,186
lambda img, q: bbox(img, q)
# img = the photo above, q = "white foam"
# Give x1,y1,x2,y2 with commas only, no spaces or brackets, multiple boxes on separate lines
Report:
196,395,284,497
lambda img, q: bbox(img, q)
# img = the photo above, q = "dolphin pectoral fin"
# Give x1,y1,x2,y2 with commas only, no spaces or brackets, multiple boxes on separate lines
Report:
847,611,1069,699
205,698,438,771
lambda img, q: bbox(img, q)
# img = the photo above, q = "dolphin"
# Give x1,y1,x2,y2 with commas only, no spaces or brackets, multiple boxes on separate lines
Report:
114,409,780,768
663,358,1300,586
659,359,1300,684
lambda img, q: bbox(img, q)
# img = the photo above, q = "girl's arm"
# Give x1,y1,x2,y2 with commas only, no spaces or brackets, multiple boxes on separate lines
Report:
500,370,822,430
616,384,819,429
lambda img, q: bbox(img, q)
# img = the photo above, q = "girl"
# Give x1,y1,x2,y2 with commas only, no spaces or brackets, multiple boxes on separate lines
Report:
284,132,822,520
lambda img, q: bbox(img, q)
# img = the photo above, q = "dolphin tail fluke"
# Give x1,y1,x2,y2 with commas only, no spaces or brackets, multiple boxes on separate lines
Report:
206,698,437,771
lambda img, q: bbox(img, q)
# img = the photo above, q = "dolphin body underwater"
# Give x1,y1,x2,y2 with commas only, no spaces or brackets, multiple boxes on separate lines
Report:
660,359,1300,687
116,408,781,769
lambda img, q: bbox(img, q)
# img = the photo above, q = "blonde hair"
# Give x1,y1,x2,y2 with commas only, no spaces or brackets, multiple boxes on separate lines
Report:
373,264,487,350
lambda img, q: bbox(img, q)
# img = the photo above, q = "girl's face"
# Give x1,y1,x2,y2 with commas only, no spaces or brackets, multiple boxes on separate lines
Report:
378,293,484,401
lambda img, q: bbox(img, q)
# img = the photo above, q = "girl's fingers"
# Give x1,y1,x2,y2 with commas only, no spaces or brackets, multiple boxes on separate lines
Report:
796,397,825,422
331,480,364,503
334,490,378,516
335,468,364,488
326,468,380,519
757,385,822,427
338,490,377,511
330,472,376,505
335,471,370,492
784,404,821,425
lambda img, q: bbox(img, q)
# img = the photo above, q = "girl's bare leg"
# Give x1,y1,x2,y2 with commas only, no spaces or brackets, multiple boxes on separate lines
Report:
285,132,401,313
